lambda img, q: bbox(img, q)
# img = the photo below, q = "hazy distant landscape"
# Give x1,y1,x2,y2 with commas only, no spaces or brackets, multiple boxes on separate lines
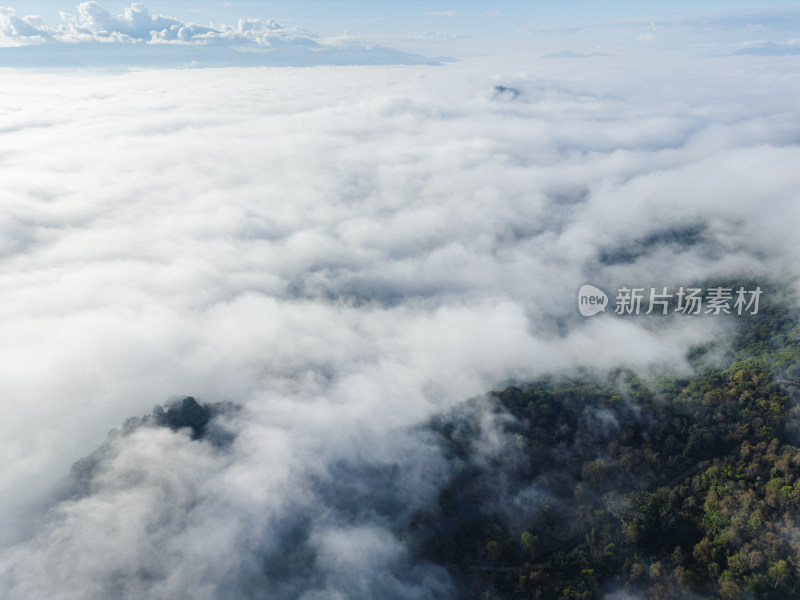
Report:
1,2,799,599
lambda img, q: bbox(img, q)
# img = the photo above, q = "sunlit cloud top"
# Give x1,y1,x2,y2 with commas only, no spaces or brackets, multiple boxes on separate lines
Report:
0,2,445,66
0,2,316,47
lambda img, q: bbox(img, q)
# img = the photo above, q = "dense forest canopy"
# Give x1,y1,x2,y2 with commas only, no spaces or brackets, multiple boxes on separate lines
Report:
413,281,800,599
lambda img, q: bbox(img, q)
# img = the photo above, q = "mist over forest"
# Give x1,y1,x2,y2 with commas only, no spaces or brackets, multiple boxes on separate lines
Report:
1,3,800,599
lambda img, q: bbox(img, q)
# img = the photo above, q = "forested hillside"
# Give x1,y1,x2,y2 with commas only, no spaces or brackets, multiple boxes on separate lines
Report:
415,284,800,599
65,283,800,600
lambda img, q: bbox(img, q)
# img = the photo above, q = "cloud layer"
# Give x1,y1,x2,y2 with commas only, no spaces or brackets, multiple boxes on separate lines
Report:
0,53,798,598
0,3,441,67
0,3,319,46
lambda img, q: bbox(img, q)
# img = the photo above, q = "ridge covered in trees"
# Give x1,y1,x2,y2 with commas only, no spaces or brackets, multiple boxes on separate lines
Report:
414,282,800,599
62,281,800,599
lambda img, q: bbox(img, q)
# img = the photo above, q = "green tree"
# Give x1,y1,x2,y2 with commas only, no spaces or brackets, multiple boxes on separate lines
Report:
767,559,790,588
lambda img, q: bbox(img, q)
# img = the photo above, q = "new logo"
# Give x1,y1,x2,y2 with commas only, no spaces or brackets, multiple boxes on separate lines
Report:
578,284,608,317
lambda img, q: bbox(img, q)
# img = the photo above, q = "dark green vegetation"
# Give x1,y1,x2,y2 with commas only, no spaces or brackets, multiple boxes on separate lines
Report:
152,396,229,440
69,397,237,498
416,283,800,599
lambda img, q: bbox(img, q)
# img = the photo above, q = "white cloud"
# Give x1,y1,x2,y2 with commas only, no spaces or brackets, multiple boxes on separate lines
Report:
0,2,317,46
734,38,800,55
0,53,797,597
0,3,441,66
0,8,51,43
426,11,456,17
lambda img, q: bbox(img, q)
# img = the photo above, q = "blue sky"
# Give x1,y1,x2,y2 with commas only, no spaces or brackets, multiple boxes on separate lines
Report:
1,2,799,79
6,1,800,39
1,0,799,69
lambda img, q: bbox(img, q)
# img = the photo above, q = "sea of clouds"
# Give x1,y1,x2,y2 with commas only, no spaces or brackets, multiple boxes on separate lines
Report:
0,45,799,598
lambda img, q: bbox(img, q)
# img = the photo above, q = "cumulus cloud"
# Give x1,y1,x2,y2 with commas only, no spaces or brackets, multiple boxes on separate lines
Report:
0,8,52,42
0,51,798,598
0,3,439,66
0,2,316,46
